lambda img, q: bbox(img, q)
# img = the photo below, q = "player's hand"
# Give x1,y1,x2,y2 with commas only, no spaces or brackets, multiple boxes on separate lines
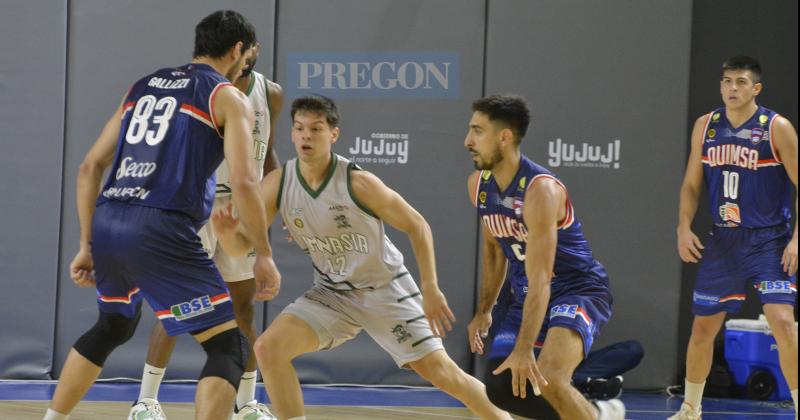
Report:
421,286,456,338
70,247,96,288
493,346,549,399
211,202,240,238
677,227,704,263
782,236,798,276
253,254,281,301
468,312,492,355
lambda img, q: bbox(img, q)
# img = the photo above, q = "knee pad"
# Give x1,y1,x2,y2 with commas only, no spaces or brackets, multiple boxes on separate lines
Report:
198,328,249,389
73,310,141,367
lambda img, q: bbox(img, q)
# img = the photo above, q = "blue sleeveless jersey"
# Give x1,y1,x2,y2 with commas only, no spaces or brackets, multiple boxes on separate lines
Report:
475,155,603,296
701,106,792,228
98,63,231,222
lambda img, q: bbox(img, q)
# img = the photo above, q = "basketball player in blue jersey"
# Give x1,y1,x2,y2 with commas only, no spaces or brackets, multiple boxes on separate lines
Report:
130,41,283,420
671,56,798,420
44,11,279,420
464,95,624,420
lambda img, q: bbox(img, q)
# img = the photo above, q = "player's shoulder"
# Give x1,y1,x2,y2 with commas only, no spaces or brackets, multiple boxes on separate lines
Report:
348,163,380,187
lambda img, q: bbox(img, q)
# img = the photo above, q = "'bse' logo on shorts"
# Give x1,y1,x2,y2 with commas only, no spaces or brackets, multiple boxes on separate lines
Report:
550,304,579,319
756,281,796,294
171,295,214,321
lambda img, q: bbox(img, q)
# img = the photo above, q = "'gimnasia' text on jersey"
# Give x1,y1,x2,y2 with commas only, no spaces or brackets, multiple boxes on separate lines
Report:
475,155,602,294
279,154,406,291
701,106,792,228
98,63,230,222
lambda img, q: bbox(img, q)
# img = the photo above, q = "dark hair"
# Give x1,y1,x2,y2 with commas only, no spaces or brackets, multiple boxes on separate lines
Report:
472,94,531,143
193,10,256,59
721,56,762,83
291,95,340,128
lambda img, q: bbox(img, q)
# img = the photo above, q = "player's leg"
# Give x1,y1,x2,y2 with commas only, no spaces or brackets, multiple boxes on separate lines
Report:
672,227,742,419
763,304,798,391
215,245,263,412
128,321,176,419
255,313,320,420
129,207,248,420
190,320,248,420
749,226,798,415
50,203,144,417
50,309,142,415
407,350,511,419
536,326,596,420
357,274,509,419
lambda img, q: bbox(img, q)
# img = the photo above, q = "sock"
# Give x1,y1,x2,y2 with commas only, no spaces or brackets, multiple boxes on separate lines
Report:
287,417,306,420
684,380,705,411
138,363,166,402
791,389,797,415
236,370,258,409
44,408,69,420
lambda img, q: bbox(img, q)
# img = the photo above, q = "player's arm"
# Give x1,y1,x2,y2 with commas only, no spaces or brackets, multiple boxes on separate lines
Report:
213,168,282,257
497,179,561,397
70,97,125,287
263,81,284,175
215,85,280,300
467,171,508,354
350,169,456,337
215,86,270,256
677,115,709,263
772,116,798,275
492,178,560,398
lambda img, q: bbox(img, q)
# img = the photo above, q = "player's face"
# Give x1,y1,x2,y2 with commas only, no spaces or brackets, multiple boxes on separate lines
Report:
240,42,261,79
226,43,256,81
720,69,761,110
291,111,340,162
465,112,503,170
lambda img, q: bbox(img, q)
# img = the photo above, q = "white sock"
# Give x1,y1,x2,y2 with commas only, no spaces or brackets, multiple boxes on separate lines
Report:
138,363,166,402
44,408,69,420
791,388,797,415
237,370,258,409
684,380,705,411
287,417,306,420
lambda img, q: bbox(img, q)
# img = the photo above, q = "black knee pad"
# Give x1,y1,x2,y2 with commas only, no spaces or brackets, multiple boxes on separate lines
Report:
198,328,249,389
73,310,141,367
485,358,560,420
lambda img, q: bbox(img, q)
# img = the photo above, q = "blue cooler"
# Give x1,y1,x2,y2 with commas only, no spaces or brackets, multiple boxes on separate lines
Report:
724,316,793,401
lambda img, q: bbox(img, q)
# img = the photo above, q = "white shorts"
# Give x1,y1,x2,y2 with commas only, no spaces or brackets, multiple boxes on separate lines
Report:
282,274,444,368
197,196,255,283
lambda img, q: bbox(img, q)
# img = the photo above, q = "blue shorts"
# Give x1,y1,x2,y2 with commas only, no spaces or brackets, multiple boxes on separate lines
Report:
488,264,613,359
91,202,235,336
693,224,797,316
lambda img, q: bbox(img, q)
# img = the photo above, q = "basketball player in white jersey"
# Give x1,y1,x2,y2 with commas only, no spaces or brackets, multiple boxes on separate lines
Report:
129,43,283,420
211,95,512,420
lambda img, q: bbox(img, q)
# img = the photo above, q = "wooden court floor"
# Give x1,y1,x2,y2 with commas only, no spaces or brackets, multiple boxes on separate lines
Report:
0,401,499,419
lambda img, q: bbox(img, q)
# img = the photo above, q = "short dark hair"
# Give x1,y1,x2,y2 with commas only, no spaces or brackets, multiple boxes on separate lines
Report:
193,10,256,59
291,95,340,128
721,56,762,83
472,94,531,143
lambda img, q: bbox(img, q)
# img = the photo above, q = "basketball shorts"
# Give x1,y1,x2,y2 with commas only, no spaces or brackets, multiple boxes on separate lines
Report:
282,272,444,368
197,195,255,282
91,202,235,336
488,263,612,359
693,224,797,316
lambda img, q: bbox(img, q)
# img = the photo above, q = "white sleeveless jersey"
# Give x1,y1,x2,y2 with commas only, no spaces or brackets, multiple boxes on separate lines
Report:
279,154,406,290
215,71,271,196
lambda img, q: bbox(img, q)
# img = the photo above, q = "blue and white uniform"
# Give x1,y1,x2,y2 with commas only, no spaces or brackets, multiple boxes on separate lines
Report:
93,63,236,335
475,155,612,358
693,107,796,315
